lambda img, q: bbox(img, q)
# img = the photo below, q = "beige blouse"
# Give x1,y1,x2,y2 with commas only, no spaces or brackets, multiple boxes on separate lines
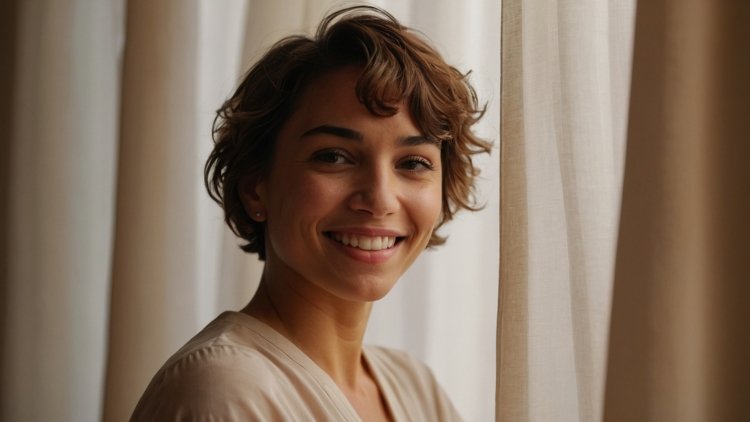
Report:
131,311,462,421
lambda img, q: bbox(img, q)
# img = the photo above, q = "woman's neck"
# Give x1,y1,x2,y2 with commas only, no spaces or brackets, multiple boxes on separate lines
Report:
242,273,373,389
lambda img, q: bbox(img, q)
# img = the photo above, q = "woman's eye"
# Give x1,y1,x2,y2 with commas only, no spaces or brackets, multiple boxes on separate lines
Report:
399,156,435,171
312,149,350,164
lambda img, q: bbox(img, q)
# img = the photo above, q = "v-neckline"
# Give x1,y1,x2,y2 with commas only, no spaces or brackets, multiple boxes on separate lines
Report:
362,347,400,421
227,311,399,421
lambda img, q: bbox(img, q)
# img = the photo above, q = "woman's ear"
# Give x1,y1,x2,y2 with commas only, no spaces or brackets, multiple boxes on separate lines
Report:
239,175,267,222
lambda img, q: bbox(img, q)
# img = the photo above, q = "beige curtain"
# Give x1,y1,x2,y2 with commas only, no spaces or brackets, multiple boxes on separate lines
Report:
603,1,750,421
499,0,750,421
10,0,747,421
1,1,499,421
1,1,124,421
498,0,635,420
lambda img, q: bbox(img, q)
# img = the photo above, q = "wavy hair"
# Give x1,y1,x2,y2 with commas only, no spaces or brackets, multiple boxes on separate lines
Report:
205,6,492,259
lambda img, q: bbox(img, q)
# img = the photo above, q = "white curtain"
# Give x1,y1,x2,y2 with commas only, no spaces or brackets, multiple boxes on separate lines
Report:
498,0,635,421
0,1,499,421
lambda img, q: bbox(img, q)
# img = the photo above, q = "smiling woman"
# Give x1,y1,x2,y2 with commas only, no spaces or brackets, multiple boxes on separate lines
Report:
131,6,490,421
250,66,444,304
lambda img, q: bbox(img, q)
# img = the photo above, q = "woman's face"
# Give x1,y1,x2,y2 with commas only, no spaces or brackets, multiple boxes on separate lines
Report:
246,66,442,303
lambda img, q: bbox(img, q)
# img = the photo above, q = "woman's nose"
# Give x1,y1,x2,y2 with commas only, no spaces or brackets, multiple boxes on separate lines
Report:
347,163,400,218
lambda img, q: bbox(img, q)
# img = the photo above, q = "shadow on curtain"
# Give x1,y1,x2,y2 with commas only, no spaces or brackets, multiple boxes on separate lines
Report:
604,1,750,421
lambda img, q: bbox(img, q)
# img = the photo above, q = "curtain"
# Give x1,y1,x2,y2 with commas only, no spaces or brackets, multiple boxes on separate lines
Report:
499,0,750,421
498,0,635,420
603,1,750,421
1,1,124,421
0,1,499,421
8,1,746,421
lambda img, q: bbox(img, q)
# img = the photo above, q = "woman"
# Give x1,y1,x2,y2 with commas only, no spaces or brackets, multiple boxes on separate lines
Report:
132,6,490,421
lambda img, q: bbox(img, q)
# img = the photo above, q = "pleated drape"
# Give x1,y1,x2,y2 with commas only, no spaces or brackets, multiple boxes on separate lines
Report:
497,1,635,420
0,1,124,421
603,1,750,421
104,1,202,419
499,0,750,420
103,1,261,419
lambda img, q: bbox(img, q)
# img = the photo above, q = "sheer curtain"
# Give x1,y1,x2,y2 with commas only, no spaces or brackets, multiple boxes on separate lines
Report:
0,1,499,421
499,0,750,421
498,0,635,420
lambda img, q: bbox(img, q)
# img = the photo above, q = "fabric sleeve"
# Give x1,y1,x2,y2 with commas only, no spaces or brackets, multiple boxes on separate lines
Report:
130,345,310,421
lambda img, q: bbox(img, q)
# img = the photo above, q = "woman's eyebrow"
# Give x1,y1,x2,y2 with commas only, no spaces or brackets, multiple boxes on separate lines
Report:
301,124,440,149
301,125,363,141
399,135,441,149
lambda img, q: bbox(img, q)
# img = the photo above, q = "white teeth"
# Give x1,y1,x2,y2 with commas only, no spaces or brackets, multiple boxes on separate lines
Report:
359,237,372,250
330,233,398,251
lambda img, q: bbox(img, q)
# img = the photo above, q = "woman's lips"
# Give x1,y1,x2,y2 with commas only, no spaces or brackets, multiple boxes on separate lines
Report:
328,232,398,251
323,230,405,264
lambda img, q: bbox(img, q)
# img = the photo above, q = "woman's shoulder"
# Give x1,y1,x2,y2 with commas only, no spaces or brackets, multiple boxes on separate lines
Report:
147,311,289,383
131,312,335,421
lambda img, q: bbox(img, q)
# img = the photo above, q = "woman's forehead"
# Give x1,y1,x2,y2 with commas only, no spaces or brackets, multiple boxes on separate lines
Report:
288,67,419,132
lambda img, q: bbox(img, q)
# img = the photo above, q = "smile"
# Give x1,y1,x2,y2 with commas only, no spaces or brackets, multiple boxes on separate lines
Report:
326,232,401,251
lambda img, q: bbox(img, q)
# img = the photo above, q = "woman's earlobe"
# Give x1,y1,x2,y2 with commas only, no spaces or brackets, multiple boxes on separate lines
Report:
239,175,267,222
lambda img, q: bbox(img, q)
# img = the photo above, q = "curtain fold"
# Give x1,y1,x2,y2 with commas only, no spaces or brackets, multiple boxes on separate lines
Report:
498,0,635,420
103,1,254,419
104,1,202,419
0,0,18,413
1,1,124,420
603,1,750,421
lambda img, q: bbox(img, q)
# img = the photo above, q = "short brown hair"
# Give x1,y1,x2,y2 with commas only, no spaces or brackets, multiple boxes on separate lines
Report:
205,6,491,260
